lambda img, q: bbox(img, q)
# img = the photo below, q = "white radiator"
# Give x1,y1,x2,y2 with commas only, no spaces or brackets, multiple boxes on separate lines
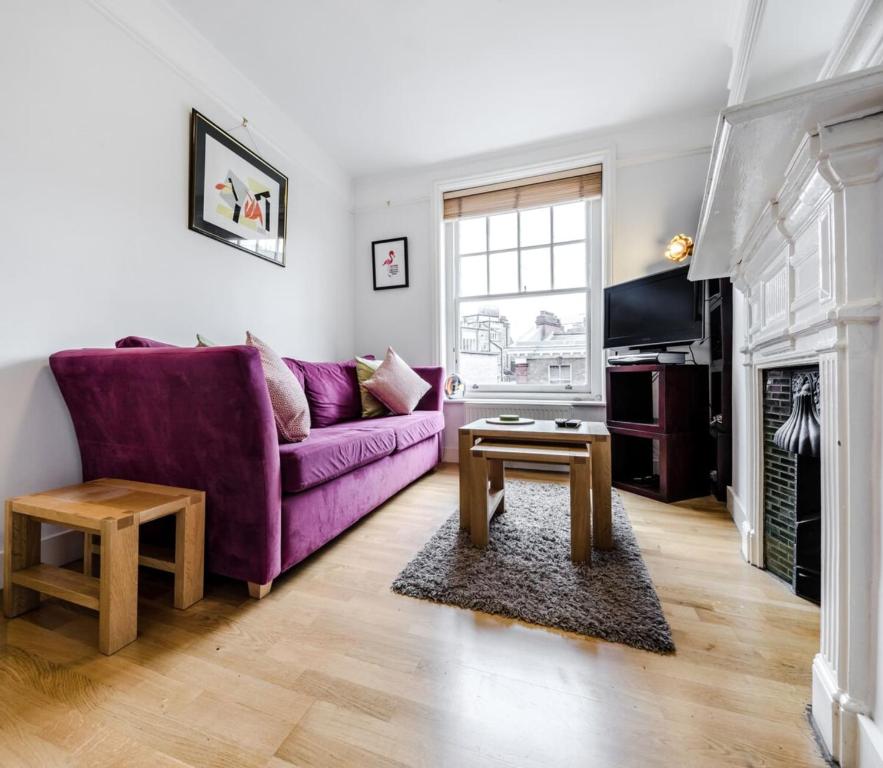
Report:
463,402,573,423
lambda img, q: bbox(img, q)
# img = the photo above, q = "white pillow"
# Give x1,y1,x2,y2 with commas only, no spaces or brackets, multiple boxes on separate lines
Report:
362,347,431,415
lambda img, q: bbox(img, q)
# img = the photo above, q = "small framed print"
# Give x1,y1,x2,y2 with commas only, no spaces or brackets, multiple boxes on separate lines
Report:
189,109,288,266
372,237,409,290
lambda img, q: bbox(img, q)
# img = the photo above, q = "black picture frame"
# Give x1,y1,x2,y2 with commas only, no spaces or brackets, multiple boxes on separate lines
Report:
372,237,409,290
189,109,288,266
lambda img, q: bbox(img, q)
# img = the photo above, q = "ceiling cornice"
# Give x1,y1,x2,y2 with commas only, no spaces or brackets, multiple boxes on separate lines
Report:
818,0,883,79
726,0,767,106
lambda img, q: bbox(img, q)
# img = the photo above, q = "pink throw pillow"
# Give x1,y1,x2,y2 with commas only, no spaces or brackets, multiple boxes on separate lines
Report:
362,347,431,415
246,332,310,442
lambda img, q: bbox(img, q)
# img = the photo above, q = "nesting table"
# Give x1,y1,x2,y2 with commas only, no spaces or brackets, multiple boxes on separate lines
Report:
4,478,205,655
458,419,612,564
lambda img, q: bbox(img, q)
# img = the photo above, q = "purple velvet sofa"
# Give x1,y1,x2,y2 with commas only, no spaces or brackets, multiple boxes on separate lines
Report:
49,338,444,597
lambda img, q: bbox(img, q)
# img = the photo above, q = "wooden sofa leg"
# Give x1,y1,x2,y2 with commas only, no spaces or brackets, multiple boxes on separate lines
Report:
247,581,273,599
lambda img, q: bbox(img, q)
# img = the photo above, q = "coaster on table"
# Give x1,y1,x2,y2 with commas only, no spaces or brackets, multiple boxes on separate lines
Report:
485,416,535,425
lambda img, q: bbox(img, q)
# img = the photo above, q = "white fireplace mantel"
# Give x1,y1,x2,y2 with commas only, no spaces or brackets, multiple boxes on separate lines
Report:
689,64,883,282
691,83,883,767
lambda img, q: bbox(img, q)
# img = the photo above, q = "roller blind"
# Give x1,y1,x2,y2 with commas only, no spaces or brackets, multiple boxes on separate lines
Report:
443,164,602,220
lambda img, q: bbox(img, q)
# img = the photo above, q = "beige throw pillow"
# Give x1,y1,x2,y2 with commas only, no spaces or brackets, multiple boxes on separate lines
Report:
362,347,431,415
246,331,310,442
355,356,387,418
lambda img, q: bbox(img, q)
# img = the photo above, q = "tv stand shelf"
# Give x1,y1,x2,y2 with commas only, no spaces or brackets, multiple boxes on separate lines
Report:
606,364,708,503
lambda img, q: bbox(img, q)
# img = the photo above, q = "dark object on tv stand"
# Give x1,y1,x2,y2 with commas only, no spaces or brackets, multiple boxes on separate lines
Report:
608,351,686,365
606,364,708,503
707,279,733,502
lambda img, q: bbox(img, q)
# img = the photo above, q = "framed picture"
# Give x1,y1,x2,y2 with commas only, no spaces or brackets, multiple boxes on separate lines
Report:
372,237,409,290
189,109,288,266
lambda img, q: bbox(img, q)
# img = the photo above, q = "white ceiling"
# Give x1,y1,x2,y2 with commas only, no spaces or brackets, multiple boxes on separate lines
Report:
166,0,853,178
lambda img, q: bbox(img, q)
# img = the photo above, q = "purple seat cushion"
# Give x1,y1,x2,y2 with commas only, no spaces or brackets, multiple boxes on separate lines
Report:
287,359,363,428
115,336,178,348
279,424,395,493
351,412,445,452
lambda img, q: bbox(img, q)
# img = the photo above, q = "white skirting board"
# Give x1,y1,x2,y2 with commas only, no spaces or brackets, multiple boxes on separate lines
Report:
726,486,751,562
0,529,83,590
814,655,841,763
858,714,883,768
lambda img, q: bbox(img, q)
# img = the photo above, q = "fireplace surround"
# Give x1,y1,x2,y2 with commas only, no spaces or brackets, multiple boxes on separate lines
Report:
692,76,883,766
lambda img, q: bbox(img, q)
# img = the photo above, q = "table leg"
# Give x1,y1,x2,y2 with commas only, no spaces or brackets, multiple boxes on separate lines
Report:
174,497,205,610
3,502,41,618
459,429,473,531
570,456,591,564
83,533,93,577
591,438,613,549
98,517,138,655
470,453,491,547
488,456,505,513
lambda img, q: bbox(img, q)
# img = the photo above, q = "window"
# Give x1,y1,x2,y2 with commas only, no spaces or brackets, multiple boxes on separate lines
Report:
548,364,572,385
446,193,602,396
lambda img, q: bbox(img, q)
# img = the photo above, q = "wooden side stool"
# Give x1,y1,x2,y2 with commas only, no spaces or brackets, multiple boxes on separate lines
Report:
469,441,593,565
3,478,205,655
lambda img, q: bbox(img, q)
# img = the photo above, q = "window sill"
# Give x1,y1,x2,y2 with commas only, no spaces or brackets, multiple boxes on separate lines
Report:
444,397,606,408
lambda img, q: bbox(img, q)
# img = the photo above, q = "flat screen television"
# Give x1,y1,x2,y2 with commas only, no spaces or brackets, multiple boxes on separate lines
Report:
603,266,703,349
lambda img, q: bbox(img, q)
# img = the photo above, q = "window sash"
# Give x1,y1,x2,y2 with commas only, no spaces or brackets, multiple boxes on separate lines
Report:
456,206,588,299
452,200,592,394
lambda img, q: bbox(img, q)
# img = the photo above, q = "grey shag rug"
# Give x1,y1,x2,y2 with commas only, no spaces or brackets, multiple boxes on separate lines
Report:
391,480,674,653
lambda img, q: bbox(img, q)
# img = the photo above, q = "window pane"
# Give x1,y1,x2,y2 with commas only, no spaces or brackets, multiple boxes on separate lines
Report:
458,217,486,254
488,212,517,251
458,292,587,386
459,254,487,296
489,250,518,294
553,201,585,242
520,247,551,292
553,243,586,289
519,207,550,247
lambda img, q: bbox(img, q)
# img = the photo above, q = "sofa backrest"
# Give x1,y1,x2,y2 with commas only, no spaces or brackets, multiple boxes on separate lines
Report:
109,337,444,425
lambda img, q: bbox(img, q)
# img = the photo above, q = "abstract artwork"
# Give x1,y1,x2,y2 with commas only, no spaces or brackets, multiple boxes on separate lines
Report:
372,237,409,290
189,109,288,266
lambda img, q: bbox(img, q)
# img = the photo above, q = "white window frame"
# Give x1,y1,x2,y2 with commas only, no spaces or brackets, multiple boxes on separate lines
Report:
432,149,613,402
450,201,596,394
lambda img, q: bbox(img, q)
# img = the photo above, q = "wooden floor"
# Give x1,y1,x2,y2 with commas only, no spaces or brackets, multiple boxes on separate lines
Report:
0,465,824,768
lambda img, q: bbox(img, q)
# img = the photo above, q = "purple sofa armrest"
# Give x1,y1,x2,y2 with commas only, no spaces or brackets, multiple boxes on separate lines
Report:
49,345,281,585
413,366,445,411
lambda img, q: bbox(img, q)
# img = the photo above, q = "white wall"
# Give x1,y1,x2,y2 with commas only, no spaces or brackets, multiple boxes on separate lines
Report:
0,0,353,577
352,113,714,363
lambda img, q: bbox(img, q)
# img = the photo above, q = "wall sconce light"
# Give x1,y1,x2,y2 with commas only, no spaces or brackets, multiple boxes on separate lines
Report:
665,234,693,263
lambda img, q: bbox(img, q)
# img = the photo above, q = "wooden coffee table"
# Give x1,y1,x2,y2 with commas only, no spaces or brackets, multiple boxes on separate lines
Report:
4,478,204,655
458,419,611,563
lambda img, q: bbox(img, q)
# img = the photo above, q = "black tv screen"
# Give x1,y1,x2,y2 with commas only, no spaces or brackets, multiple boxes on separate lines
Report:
604,266,702,349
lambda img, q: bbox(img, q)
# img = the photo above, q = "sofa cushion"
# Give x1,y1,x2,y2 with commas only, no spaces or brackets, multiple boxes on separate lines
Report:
247,332,311,443
287,359,364,427
362,347,431,415
279,424,396,493
351,411,445,452
115,336,178,348
355,356,387,418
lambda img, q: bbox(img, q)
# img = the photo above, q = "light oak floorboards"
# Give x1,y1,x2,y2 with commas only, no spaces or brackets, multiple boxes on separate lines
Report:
0,466,823,767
